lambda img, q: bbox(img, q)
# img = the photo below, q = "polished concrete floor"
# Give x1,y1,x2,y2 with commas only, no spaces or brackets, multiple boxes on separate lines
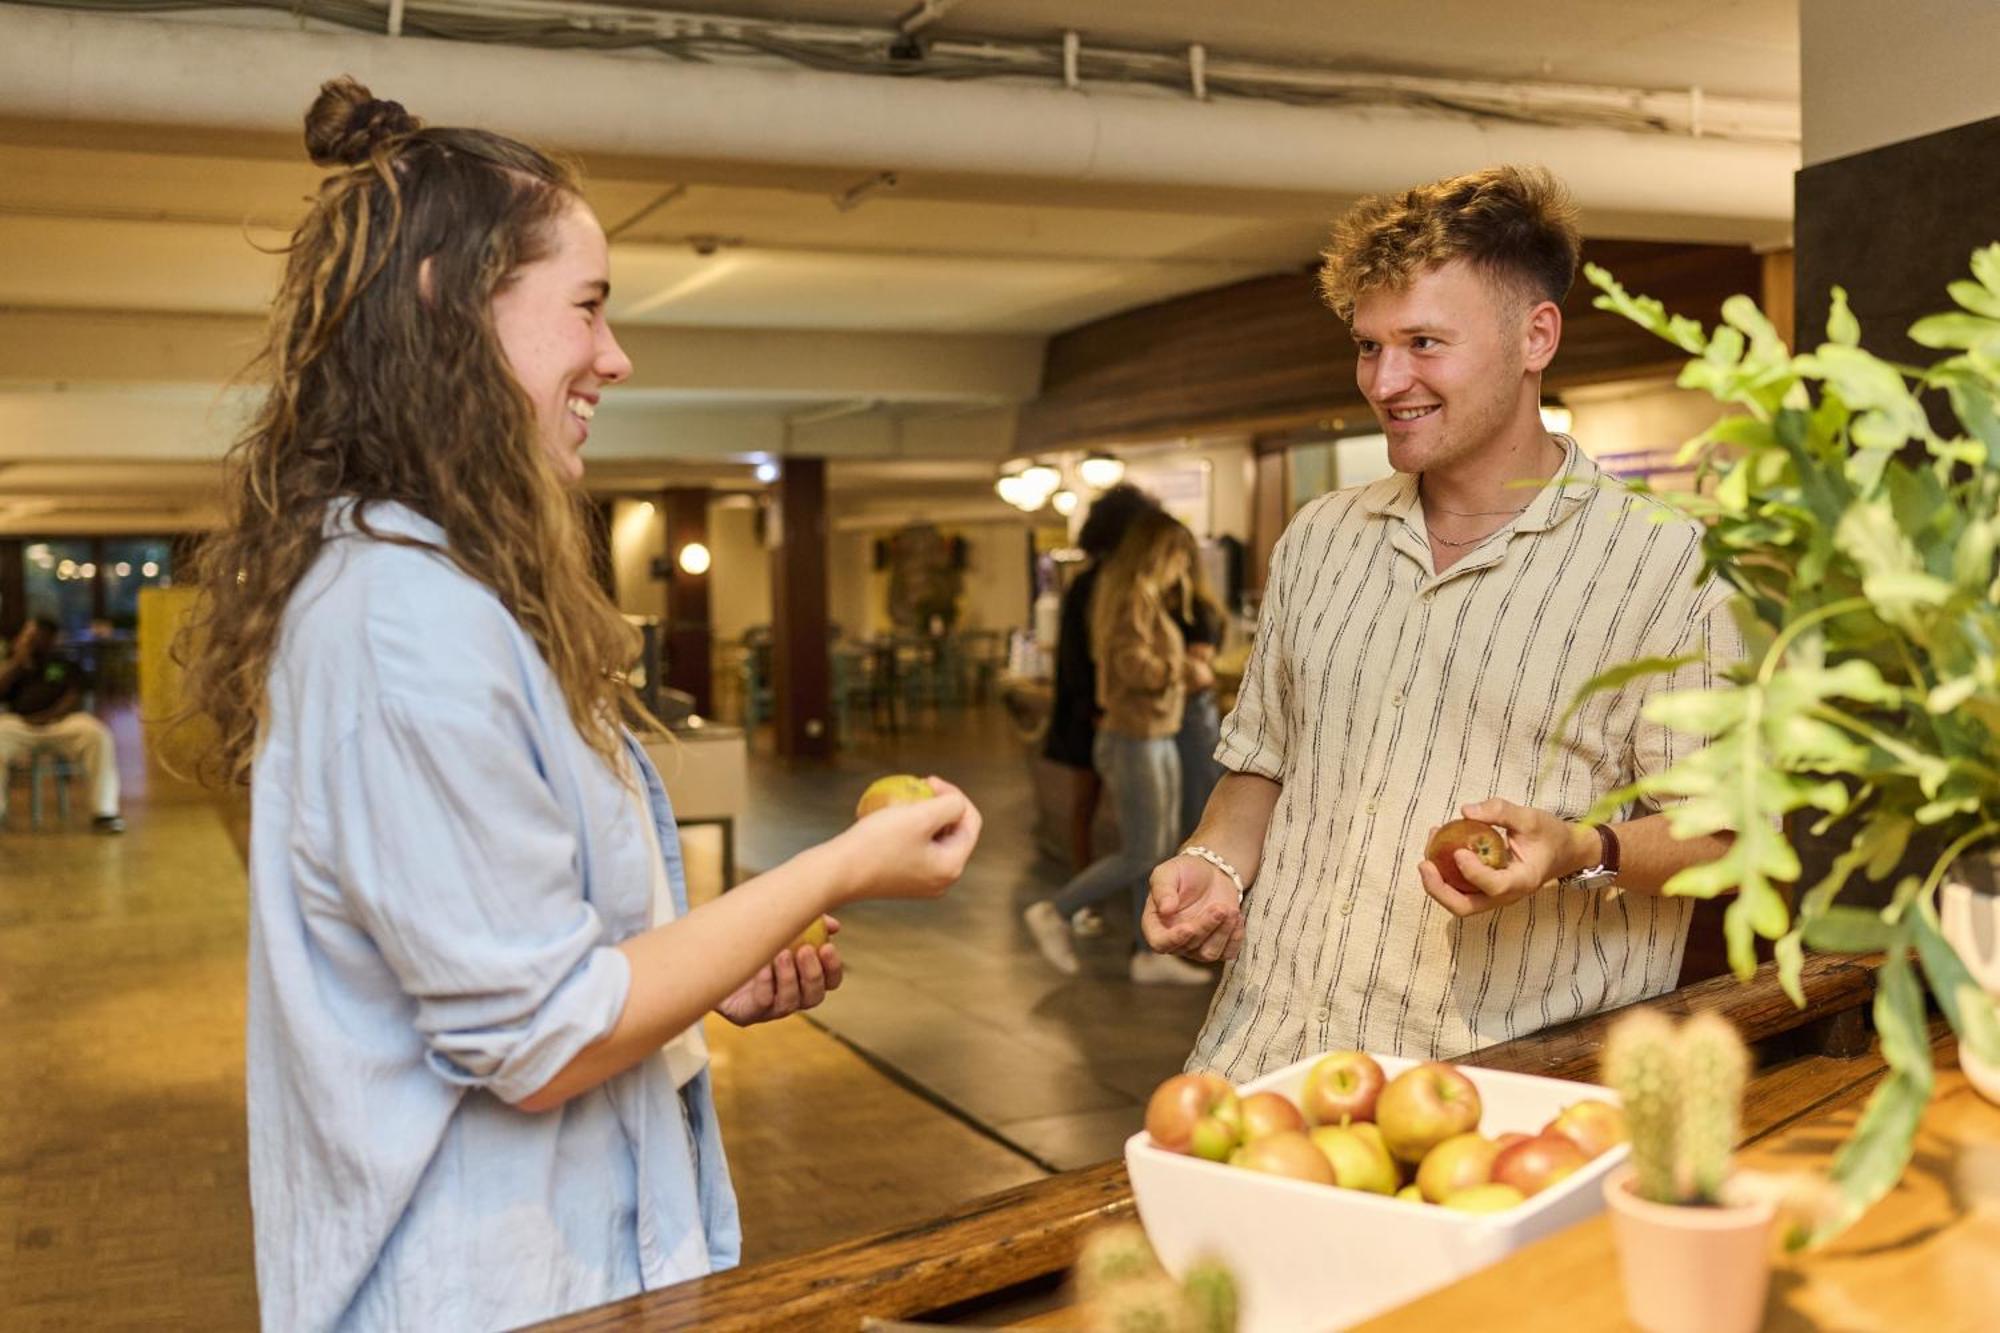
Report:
1,700,1202,1329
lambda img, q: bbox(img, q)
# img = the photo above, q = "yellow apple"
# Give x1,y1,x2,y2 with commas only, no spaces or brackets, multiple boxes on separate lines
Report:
790,916,831,951
855,774,937,819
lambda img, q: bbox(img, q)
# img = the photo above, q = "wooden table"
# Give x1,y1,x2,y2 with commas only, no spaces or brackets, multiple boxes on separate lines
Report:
533,953,1893,1332
1359,1055,1997,1333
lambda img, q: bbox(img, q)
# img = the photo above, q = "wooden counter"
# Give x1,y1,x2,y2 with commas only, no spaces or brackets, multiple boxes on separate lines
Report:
1358,1051,1994,1333
533,953,1887,1332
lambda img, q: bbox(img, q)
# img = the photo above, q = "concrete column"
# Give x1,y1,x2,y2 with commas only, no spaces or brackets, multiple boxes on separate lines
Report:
660,488,713,717
769,459,833,759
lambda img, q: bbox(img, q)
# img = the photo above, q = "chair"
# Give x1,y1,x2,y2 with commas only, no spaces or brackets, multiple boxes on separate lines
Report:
5,739,81,831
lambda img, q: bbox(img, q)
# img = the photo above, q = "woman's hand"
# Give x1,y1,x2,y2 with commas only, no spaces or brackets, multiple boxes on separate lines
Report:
1184,656,1217,691
716,921,844,1026
827,777,982,903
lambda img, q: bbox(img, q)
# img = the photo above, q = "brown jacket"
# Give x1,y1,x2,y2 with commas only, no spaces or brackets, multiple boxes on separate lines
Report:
1093,604,1186,739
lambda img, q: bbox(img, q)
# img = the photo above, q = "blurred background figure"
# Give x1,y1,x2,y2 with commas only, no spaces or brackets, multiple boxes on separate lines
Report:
0,615,123,832
1025,509,1211,986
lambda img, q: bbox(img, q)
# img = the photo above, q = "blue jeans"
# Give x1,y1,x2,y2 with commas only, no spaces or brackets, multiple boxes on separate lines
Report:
1176,689,1222,841
1051,732,1180,950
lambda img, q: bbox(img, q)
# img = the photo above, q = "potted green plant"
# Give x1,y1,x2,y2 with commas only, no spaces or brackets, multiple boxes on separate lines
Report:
1600,1011,1774,1333
1562,247,2000,1246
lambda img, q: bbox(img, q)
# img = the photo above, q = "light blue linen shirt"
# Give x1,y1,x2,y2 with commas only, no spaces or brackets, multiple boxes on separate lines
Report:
245,500,740,1332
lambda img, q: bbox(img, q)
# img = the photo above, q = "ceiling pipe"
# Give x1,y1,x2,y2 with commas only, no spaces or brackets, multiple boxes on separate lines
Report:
0,7,1796,224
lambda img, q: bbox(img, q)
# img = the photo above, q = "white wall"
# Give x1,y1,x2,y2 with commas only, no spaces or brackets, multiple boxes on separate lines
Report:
707,499,772,643
609,498,665,619
1803,0,2000,165
826,517,1033,639
1562,380,1733,463
1118,436,1255,542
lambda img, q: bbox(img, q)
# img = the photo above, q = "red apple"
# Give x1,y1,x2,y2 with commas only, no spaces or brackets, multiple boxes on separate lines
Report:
1415,1132,1500,1203
1543,1099,1629,1160
1491,1133,1590,1197
1237,1090,1307,1142
1376,1062,1484,1165
1300,1050,1387,1126
1232,1130,1337,1186
1494,1131,1531,1153
1424,819,1511,894
1442,1183,1526,1213
1145,1072,1240,1158
1309,1124,1400,1195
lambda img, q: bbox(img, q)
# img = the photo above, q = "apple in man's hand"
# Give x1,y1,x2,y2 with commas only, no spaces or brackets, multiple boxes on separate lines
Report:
1300,1049,1387,1126
1424,819,1511,894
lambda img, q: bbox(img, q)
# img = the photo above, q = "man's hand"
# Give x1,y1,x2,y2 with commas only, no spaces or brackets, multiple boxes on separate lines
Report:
716,924,844,1026
1416,798,1597,919
1142,853,1244,962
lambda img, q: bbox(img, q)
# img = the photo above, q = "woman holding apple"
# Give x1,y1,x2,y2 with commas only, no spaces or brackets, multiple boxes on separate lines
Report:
177,80,981,1333
1024,510,1213,986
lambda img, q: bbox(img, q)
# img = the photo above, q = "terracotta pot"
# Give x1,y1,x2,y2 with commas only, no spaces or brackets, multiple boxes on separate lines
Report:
1603,1164,1775,1333
1940,875,2000,1105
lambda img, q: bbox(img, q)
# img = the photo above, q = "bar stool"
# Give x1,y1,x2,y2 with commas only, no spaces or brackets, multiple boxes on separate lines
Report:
6,740,81,830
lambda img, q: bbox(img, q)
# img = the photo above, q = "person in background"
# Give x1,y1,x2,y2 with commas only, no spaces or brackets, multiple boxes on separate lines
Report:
0,615,124,833
1041,482,1161,934
179,78,981,1333
1025,510,1212,986
1169,562,1227,843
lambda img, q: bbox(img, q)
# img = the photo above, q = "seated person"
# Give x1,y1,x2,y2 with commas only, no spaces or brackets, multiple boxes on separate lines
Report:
0,617,123,833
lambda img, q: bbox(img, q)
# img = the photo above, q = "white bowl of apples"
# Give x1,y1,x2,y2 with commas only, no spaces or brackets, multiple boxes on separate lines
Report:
1124,1050,1629,1333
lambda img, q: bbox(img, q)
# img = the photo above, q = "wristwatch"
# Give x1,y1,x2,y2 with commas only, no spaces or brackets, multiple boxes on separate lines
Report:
1557,823,1620,891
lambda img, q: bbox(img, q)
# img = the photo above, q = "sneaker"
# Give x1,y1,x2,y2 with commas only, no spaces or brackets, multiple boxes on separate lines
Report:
91,815,126,835
1070,907,1107,938
1022,901,1080,976
1129,951,1213,987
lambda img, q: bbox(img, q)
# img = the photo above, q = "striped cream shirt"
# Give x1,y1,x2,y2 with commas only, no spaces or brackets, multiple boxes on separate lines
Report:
1192,436,1740,1079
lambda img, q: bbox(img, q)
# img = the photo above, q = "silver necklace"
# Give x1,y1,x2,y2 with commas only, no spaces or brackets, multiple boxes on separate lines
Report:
1428,501,1530,518
1429,526,1505,549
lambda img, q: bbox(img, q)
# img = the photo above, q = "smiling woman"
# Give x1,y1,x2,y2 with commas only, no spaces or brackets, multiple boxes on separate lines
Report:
170,76,983,1333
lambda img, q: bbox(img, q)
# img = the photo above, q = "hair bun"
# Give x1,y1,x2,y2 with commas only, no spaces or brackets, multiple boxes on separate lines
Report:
305,76,421,167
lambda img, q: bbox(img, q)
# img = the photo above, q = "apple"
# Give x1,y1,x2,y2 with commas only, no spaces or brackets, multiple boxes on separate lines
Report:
790,915,832,951
854,773,937,819
1300,1050,1387,1126
1491,1133,1590,1197
1395,1183,1426,1204
1544,1099,1629,1160
1237,1090,1307,1142
1494,1131,1531,1152
1232,1130,1337,1186
1415,1132,1500,1203
1424,819,1511,894
1376,1062,1484,1165
1442,1183,1527,1213
1309,1124,1400,1195
1145,1073,1241,1158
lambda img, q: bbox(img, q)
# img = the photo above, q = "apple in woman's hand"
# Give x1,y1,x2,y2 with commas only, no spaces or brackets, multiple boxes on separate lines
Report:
855,774,938,818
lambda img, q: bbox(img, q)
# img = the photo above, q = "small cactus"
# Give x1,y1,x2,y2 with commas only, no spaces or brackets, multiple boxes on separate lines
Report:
1601,1009,1750,1206
1603,1009,1680,1204
1677,1012,1748,1204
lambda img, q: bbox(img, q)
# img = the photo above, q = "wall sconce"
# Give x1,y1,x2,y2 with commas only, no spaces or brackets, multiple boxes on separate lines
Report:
1050,489,1079,516
1078,453,1125,489
677,542,712,576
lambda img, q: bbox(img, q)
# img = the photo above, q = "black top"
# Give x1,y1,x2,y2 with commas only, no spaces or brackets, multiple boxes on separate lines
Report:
1042,565,1102,770
1172,592,1225,650
1,654,87,717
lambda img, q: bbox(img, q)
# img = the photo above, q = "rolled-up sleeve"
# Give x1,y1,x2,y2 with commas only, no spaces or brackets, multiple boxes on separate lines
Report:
1215,529,1294,782
324,692,631,1105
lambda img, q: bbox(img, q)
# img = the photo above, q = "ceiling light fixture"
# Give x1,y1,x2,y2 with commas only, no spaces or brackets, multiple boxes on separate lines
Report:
1078,453,1126,489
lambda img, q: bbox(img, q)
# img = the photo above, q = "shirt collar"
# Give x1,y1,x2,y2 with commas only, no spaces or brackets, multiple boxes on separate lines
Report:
322,498,449,546
1362,433,1599,534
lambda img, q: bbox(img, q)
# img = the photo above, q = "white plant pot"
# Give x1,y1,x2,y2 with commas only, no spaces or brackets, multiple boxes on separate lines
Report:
1939,875,2000,1105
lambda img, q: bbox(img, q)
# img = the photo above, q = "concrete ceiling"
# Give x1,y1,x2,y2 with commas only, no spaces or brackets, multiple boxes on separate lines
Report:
0,0,1802,533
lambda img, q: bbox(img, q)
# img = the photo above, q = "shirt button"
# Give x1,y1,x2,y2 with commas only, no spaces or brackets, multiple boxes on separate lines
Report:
1313,1005,1331,1024
1340,899,1355,916
1364,798,1378,814
1390,690,1406,707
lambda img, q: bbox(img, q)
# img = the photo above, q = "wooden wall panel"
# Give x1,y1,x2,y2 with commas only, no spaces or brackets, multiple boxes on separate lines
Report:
1016,240,1762,453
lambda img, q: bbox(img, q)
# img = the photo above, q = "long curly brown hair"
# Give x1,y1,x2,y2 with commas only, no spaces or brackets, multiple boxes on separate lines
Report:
179,77,641,784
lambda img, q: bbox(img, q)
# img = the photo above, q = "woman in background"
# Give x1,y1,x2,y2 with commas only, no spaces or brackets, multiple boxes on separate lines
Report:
182,79,980,1332
1024,510,1212,986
